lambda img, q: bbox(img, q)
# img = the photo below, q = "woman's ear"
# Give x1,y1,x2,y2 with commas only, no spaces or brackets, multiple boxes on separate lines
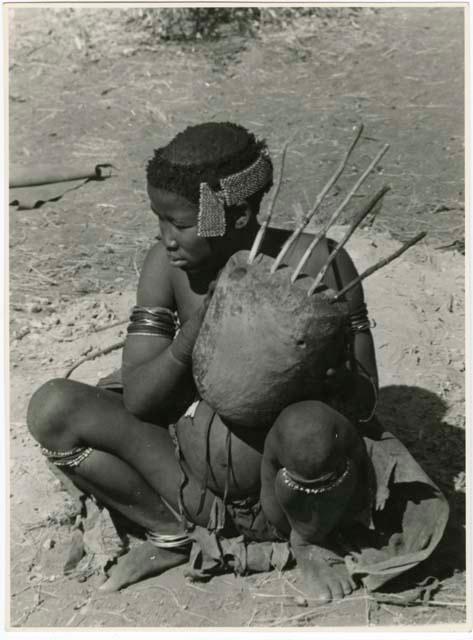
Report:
233,203,252,230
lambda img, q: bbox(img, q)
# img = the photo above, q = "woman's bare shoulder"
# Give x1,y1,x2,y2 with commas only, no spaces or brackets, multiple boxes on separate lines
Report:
136,241,175,309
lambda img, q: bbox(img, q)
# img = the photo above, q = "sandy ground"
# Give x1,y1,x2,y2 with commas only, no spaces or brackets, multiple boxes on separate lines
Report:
8,6,466,629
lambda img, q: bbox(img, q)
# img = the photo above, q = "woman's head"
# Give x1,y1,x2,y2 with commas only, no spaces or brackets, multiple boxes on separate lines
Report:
147,123,273,247
147,122,273,219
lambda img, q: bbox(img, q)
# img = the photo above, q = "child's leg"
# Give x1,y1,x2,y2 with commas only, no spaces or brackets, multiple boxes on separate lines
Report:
27,378,218,590
260,400,365,602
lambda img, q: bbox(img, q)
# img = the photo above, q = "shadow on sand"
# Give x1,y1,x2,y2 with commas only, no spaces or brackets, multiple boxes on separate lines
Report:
375,384,465,589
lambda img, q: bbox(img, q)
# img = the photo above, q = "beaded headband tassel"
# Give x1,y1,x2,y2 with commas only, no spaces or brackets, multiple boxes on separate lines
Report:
197,150,272,238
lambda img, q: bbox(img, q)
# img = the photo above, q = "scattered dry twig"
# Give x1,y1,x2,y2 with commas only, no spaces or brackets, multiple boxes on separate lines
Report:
365,587,372,625
135,583,183,609
92,608,135,625
28,264,59,286
181,609,218,625
11,585,45,626
64,339,125,379
92,319,128,333
267,604,329,626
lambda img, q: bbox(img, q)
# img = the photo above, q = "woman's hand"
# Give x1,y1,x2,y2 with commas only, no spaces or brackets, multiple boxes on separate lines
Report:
324,363,353,394
170,279,217,366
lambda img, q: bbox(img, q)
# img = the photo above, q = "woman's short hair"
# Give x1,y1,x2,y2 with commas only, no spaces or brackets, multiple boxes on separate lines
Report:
146,122,273,216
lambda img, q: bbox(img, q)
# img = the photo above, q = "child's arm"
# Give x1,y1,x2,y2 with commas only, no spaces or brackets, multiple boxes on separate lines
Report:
121,242,201,424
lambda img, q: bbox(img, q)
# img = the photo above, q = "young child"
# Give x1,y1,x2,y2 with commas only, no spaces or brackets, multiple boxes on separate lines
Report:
27,122,448,599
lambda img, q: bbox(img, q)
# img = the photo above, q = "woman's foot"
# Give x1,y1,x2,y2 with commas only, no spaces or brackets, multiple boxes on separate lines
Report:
291,535,357,602
98,541,189,592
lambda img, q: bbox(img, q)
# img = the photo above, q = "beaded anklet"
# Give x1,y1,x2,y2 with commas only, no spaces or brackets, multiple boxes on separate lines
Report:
41,445,93,468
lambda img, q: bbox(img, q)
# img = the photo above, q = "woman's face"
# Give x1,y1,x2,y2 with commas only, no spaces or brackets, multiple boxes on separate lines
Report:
147,184,213,272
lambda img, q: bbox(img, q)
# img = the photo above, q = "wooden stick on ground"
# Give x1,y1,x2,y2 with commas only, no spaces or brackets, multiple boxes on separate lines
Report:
307,185,390,295
64,339,125,379
331,232,427,302
290,142,390,282
248,137,292,264
270,124,364,274
93,319,128,333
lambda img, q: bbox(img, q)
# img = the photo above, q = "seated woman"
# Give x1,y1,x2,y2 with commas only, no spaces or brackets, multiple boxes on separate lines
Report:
27,122,448,599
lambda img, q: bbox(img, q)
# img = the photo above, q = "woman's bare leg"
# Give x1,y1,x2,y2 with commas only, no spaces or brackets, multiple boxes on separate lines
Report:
27,378,217,590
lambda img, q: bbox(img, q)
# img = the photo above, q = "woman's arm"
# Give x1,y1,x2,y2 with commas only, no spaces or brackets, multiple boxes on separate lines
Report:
329,245,379,419
121,242,201,424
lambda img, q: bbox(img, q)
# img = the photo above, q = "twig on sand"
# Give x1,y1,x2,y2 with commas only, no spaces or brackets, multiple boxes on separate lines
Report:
11,585,45,626
246,607,259,626
37,588,60,599
11,583,35,598
379,603,398,619
283,575,310,598
267,604,331,626
415,600,466,608
252,592,295,599
135,583,183,609
185,582,210,594
181,609,218,625
28,264,59,286
135,582,218,624
64,340,125,379
262,586,466,627
133,246,141,278
364,587,371,625
92,607,135,625
92,319,128,333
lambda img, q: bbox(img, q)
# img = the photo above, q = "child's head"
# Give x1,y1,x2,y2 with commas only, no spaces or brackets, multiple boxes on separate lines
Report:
147,122,273,238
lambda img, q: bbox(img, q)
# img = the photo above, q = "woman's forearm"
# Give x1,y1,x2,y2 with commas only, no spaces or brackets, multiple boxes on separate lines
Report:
122,303,206,424
353,330,378,388
350,330,379,418
122,347,196,424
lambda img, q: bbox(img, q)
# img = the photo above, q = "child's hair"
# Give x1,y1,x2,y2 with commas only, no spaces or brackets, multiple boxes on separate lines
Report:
146,122,273,216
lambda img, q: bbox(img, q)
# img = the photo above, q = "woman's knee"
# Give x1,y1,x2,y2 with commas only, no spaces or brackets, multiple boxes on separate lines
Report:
267,400,355,479
26,378,83,446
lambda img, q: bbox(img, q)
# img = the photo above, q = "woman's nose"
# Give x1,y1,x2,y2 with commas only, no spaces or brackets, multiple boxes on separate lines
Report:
161,225,178,249
166,237,178,250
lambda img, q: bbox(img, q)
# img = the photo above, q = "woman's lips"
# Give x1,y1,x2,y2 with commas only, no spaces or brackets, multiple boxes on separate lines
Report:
167,254,187,265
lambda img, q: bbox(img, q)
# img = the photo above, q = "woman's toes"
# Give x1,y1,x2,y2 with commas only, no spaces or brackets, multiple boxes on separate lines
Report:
342,577,353,596
329,581,344,600
318,587,332,603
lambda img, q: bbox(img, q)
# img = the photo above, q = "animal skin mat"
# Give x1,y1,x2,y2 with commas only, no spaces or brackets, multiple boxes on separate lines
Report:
9,163,113,210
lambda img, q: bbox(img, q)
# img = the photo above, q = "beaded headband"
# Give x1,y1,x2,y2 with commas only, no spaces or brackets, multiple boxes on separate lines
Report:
197,149,272,237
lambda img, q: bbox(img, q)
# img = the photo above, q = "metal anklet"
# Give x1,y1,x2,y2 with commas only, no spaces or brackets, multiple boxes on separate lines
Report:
146,530,191,549
281,458,352,495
